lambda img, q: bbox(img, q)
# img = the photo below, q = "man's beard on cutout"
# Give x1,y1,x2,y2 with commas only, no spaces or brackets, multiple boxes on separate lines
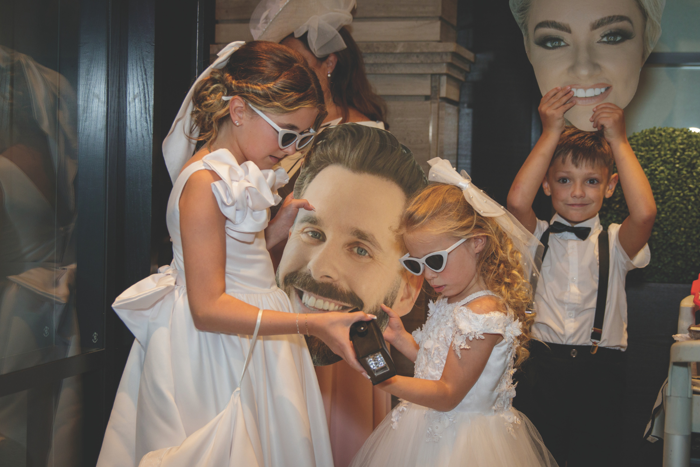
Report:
280,269,399,366
282,270,365,311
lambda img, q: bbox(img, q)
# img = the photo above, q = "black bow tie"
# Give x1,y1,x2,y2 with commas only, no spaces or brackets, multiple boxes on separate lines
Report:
549,221,591,240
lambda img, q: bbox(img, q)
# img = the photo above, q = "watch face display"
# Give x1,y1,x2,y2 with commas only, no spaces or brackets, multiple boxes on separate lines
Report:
365,351,390,375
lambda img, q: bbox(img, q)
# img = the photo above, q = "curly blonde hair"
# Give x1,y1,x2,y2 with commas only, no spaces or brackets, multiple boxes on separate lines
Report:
402,184,535,368
191,41,326,145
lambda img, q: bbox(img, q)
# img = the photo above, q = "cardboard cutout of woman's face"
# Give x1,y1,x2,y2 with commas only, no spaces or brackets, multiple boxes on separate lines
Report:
523,0,646,131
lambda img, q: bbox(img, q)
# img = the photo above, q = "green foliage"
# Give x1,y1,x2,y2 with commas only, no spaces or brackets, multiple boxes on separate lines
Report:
599,127,700,284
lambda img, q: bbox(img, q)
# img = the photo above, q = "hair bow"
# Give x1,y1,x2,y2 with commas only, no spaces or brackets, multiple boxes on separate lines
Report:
294,9,353,57
161,41,245,182
428,158,507,217
427,158,543,287
250,0,356,58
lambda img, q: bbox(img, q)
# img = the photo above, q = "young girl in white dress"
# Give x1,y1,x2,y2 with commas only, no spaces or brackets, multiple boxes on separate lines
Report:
350,159,558,467
96,41,375,467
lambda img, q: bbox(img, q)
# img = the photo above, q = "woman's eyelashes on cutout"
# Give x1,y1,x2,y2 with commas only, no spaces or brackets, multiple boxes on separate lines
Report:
535,29,634,50
599,29,634,44
535,35,569,50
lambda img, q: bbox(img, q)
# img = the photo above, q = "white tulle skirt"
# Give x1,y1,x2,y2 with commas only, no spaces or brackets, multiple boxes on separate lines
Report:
350,403,558,467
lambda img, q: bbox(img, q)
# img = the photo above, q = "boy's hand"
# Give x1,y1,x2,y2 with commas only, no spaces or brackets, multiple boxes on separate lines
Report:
539,86,575,135
591,103,627,146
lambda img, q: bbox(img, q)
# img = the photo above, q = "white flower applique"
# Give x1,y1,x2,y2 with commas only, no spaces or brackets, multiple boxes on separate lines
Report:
412,299,456,381
490,318,523,436
424,410,456,442
390,400,409,429
452,308,509,358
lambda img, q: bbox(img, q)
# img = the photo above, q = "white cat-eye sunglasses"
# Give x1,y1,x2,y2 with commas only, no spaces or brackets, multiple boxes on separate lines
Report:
222,96,316,150
400,238,467,275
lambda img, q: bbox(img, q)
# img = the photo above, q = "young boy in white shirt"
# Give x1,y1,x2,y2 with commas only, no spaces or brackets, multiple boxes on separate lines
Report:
507,86,657,467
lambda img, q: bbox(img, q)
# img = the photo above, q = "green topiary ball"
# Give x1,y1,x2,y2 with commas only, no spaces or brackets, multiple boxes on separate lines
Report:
599,127,700,284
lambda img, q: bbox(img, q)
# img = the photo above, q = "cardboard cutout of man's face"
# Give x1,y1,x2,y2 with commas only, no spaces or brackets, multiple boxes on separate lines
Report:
277,165,422,365
523,0,647,131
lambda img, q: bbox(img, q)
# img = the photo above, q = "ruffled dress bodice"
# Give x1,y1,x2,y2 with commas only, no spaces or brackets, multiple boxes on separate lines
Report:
167,150,288,293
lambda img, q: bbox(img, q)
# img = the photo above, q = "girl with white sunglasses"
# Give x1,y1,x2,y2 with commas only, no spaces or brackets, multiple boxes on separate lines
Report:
97,41,376,467
350,159,556,467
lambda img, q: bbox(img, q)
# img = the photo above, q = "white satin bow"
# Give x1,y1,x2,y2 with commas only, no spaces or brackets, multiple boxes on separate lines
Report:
203,150,289,243
428,158,507,218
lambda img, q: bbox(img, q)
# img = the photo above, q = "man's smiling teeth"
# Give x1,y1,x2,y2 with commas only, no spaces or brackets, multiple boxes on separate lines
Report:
572,87,609,98
301,292,344,311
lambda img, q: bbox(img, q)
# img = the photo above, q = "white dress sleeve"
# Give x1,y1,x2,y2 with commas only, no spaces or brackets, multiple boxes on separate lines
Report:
451,307,522,358
201,150,289,242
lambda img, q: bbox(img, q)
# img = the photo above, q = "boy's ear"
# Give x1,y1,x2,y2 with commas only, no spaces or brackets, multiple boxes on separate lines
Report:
605,173,619,198
542,178,552,196
393,272,423,317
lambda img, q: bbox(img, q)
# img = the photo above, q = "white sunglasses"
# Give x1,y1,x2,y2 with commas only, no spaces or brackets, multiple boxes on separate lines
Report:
400,238,466,275
223,96,316,150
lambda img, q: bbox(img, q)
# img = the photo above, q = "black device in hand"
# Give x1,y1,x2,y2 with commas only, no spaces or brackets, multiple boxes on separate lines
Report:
350,318,397,385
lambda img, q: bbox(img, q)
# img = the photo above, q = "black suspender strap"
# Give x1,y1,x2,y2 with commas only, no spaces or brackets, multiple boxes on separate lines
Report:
540,228,552,260
591,230,609,349
539,227,609,353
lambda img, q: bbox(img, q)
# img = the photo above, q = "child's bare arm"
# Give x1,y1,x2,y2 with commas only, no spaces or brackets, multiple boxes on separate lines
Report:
508,86,574,233
381,304,419,362
375,299,503,412
591,104,656,258
377,334,500,411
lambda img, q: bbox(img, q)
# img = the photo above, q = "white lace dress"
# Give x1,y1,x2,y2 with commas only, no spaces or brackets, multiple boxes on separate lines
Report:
350,291,558,467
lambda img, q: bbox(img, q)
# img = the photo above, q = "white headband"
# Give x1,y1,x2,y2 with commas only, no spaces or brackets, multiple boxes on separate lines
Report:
250,0,356,57
427,158,543,288
161,41,244,183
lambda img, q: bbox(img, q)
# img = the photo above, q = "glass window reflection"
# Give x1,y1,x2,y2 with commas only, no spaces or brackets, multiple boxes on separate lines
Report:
0,46,79,375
